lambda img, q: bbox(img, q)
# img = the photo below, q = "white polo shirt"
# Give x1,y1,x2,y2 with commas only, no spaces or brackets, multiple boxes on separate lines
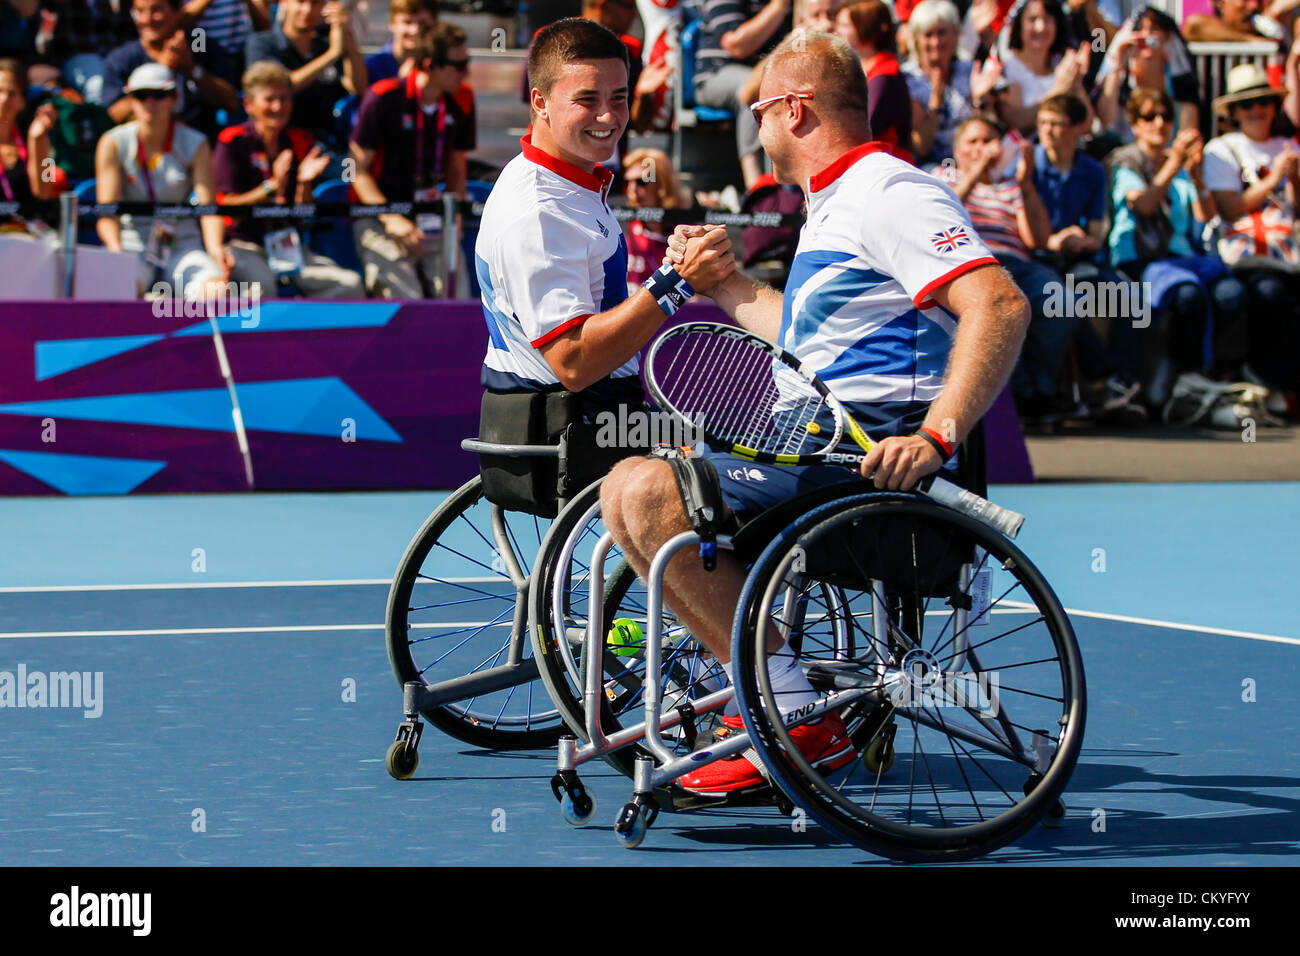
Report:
784,142,997,431
475,134,636,394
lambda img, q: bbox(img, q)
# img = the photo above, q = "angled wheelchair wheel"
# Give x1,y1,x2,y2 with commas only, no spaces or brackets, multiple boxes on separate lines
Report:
529,479,731,776
385,476,566,750
733,493,1086,862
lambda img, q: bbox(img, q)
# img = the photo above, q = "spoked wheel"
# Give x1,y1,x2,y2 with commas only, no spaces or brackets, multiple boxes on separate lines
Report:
529,480,731,776
733,493,1086,862
385,476,566,749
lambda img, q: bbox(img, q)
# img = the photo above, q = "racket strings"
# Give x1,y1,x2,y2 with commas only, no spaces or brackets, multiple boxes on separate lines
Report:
654,330,833,458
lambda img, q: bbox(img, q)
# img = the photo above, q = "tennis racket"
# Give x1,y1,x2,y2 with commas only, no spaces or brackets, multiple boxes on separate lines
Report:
644,321,1025,538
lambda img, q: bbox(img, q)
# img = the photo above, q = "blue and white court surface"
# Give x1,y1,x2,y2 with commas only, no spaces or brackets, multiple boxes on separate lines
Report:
0,483,1293,932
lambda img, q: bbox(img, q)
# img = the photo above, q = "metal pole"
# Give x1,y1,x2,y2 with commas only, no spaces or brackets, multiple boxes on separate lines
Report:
440,193,458,299
59,191,78,299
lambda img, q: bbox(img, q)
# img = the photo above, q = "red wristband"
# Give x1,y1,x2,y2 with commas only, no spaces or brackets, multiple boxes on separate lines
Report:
919,426,956,460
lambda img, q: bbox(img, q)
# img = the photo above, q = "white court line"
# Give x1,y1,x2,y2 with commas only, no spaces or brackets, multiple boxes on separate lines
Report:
0,620,511,640
0,577,500,594
1060,606,1299,647
0,621,509,640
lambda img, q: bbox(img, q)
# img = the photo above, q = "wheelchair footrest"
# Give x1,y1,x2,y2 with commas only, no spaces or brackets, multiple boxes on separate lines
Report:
654,782,791,814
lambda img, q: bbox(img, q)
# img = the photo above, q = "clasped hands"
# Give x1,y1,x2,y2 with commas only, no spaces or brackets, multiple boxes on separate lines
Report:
663,223,736,294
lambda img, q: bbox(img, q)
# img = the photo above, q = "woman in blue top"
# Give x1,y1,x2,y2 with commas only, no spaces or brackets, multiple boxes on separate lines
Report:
1106,87,1247,409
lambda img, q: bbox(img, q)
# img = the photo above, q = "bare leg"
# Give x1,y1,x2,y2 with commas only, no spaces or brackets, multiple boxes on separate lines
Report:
601,458,755,665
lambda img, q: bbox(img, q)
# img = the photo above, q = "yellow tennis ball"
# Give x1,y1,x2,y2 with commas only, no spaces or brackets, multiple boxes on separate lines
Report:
608,618,645,657
806,422,821,435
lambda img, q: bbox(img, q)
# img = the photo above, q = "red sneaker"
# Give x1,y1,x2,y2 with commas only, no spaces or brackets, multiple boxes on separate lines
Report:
677,712,857,796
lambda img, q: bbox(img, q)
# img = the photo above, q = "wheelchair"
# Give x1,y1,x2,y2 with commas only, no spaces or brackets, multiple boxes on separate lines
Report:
540,428,1087,861
384,388,677,778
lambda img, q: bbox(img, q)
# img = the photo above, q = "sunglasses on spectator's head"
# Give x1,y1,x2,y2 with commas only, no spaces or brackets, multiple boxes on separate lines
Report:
438,58,470,72
1137,110,1171,122
132,89,174,101
1236,97,1276,111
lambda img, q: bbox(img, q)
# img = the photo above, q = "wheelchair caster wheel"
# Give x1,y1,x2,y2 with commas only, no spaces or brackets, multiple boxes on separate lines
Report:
1022,775,1065,828
560,791,597,827
1041,799,1066,828
385,739,418,780
864,736,894,774
614,802,649,849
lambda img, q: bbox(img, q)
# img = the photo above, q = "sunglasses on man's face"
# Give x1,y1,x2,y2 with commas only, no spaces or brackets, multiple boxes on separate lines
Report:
133,89,174,102
1137,110,1171,122
439,58,470,72
1237,97,1276,111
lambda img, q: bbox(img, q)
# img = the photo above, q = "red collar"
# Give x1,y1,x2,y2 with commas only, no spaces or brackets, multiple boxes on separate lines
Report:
862,52,900,80
808,142,891,192
137,120,175,161
520,133,613,196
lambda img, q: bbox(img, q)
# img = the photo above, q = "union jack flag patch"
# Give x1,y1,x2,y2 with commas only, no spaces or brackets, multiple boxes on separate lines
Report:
930,227,971,254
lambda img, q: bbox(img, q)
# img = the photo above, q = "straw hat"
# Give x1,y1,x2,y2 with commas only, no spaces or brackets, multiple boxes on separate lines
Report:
1212,63,1284,114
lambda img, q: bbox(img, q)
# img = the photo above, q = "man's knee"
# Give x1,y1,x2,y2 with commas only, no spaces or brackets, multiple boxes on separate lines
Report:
611,458,687,542
600,457,644,538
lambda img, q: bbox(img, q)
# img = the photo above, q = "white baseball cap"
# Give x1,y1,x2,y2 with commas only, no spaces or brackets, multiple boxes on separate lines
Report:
124,62,178,94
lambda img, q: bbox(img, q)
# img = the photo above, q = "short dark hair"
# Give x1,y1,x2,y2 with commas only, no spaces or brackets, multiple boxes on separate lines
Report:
389,0,438,19
1126,86,1173,126
431,20,468,64
1038,93,1086,125
527,17,628,98
954,113,1005,141
411,21,468,68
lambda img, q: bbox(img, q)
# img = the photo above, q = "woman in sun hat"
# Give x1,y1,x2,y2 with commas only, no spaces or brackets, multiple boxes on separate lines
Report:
94,61,230,299
1203,62,1300,397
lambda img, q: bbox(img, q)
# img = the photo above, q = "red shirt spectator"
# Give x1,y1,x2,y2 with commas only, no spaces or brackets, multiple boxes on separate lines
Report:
351,68,474,204
213,119,313,244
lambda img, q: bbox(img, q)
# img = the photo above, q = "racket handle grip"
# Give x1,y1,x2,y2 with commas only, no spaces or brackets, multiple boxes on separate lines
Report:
923,475,1025,539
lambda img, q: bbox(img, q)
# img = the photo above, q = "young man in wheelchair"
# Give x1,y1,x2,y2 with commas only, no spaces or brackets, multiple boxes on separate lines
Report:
599,31,1033,796
474,17,734,513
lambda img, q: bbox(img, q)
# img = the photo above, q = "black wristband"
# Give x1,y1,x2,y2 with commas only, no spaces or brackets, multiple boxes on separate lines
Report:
642,264,695,317
916,428,955,463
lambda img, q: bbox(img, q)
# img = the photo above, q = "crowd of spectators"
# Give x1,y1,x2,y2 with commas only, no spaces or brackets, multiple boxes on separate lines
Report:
0,0,1298,425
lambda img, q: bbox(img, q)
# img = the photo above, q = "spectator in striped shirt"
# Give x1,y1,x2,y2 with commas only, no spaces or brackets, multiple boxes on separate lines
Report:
690,0,791,189
182,0,270,65
949,113,1073,420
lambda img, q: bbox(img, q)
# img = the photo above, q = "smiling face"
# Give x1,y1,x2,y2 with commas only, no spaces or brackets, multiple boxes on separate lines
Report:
1232,95,1278,141
283,0,326,34
131,0,180,44
129,88,178,125
437,43,470,85
916,21,957,71
803,0,838,33
953,118,1001,175
1131,99,1173,151
1018,1,1056,52
246,84,293,132
531,58,628,171
392,11,435,60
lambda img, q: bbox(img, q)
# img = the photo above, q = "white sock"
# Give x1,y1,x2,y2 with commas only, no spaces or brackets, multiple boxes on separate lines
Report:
765,641,819,715
719,660,738,716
